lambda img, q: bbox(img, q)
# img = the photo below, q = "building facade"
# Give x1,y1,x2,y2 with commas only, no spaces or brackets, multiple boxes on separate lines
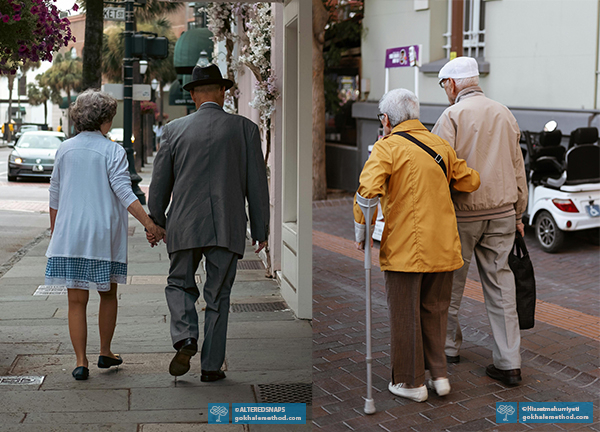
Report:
340,0,600,191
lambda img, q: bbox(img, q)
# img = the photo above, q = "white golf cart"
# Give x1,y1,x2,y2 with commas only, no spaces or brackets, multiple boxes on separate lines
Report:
522,123,600,253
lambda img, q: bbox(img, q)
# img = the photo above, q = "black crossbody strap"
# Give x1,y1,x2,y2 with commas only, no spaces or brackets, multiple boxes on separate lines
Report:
394,131,447,177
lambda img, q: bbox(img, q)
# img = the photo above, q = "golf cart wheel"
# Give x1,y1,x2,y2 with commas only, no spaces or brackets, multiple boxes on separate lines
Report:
535,210,564,253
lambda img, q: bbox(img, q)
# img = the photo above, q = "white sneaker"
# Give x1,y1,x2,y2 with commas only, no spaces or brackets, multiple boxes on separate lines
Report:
388,382,428,402
426,378,451,396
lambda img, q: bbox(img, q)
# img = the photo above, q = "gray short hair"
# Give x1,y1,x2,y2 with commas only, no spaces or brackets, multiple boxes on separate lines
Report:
70,89,118,132
378,88,420,127
453,76,479,91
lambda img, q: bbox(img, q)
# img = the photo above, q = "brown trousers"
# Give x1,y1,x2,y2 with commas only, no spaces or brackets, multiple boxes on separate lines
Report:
385,271,453,386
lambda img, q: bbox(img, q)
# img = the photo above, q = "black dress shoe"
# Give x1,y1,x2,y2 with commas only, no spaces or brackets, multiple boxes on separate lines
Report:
72,366,89,380
169,338,198,376
486,364,522,386
201,369,226,382
98,354,123,369
446,355,460,364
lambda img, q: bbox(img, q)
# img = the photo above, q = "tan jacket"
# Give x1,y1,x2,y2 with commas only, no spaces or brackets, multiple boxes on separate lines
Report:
354,120,480,273
432,86,528,222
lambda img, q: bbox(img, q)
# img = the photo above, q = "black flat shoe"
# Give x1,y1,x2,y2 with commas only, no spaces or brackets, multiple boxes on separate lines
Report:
201,369,226,382
72,366,89,380
169,338,198,377
98,354,123,369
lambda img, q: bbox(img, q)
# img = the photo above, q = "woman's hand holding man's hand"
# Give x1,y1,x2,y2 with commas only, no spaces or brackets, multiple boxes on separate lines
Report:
146,223,166,247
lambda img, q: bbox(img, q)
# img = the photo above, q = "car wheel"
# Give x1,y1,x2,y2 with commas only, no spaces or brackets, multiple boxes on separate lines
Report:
535,210,564,253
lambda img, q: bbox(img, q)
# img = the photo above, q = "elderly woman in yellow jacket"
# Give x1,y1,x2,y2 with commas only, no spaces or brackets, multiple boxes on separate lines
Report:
354,88,480,403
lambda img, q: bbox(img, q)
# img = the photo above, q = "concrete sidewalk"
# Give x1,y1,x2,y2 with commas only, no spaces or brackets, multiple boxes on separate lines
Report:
0,161,312,431
312,198,600,431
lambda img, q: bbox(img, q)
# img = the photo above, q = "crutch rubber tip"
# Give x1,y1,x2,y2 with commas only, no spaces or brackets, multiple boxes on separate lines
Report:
364,399,376,415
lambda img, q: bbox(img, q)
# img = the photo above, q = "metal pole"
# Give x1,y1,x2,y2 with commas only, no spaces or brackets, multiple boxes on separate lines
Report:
356,193,379,415
414,66,419,99
385,68,389,94
123,0,146,204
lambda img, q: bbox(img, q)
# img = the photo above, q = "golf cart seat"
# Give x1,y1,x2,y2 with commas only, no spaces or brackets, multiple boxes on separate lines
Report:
564,144,600,185
568,127,599,149
534,129,565,163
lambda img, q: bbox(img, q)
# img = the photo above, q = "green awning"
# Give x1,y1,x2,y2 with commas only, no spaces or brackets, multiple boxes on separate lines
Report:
174,27,214,75
169,76,195,106
58,94,78,109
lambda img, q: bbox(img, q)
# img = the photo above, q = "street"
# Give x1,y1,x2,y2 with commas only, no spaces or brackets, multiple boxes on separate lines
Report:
0,146,51,270
312,198,600,431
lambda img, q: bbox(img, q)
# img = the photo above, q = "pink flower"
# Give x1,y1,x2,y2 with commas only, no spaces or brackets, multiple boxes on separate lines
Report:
30,5,38,14
72,3,78,11
2,15,9,23
12,3,22,12
13,14,21,21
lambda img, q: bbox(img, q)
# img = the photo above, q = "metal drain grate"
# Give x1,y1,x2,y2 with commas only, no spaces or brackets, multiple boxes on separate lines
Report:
34,285,67,295
231,301,287,313
0,376,45,385
237,260,264,270
254,383,312,405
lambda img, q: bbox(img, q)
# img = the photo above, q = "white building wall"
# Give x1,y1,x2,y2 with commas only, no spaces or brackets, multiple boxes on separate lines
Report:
362,0,600,110
484,0,598,110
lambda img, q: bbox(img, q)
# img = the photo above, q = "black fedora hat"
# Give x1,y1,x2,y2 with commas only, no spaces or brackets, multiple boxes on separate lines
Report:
182,64,234,92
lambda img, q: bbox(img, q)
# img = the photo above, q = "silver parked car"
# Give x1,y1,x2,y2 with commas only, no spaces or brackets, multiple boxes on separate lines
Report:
7,131,66,181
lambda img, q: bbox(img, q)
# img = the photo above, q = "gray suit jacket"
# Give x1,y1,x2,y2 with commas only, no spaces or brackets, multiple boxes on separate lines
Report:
148,103,270,257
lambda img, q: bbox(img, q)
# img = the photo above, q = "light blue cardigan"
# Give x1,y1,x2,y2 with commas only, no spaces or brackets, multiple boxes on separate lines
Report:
46,131,138,264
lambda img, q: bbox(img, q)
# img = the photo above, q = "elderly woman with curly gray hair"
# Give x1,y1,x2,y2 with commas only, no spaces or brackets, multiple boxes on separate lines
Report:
45,89,165,381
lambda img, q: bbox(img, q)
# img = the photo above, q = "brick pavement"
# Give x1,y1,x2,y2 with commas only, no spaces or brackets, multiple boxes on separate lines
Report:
313,200,600,431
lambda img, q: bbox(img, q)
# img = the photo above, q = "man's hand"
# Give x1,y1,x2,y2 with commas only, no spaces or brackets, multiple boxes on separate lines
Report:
253,240,267,254
146,224,166,247
516,222,525,237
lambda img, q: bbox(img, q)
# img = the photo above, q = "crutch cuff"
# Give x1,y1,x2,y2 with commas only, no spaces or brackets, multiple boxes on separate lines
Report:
354,221,366,243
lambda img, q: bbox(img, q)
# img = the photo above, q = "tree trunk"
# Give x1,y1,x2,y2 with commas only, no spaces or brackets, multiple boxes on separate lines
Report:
82,0,104,90
312,0,329,201
66,90,72,136
43,101,48,125
7,75,14,140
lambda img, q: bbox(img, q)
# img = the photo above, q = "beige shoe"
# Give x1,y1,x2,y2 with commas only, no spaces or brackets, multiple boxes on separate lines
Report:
427,377,451,396
388,382,428,402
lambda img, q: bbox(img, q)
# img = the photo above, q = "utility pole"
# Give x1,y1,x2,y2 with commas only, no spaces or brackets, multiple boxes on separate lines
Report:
450,0,464,60
123,0,145,204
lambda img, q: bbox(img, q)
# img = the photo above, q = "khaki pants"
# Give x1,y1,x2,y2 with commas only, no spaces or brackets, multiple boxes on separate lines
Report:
446,216,521,370
385,271,453,387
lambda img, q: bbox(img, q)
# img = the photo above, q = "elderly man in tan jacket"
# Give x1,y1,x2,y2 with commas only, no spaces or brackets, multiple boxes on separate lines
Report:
354,88,480,402
433,56,528,386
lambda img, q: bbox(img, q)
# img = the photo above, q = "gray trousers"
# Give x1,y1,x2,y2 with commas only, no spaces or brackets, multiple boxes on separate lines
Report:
446,216,521,370
166,247,238,371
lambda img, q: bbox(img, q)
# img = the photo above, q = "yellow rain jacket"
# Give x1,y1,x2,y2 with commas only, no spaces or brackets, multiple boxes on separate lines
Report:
353,120,481,273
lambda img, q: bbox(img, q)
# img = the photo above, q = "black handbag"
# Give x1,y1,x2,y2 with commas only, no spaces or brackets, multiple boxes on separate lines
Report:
508,232,536,329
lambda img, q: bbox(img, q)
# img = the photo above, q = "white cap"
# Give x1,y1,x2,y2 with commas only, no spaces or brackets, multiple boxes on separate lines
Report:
438,57,479,84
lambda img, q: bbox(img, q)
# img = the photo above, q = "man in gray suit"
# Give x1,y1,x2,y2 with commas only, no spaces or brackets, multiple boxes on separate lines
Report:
147,64,270,382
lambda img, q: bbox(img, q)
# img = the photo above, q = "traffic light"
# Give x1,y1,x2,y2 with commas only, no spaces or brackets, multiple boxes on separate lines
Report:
132,34,146,57
146,36,169,60
131,34,169,60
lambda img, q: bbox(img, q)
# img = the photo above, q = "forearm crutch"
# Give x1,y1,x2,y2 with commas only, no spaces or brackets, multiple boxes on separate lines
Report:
356,193,379,415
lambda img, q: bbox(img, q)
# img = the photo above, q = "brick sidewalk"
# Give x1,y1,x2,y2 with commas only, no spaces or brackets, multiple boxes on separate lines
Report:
312,201,600,431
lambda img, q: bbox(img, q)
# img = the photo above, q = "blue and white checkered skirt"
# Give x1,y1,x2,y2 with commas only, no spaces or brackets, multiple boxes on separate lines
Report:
45,257,127,292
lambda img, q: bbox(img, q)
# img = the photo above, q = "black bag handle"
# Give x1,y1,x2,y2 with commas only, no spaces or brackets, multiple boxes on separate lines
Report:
394,131,448,177
513,231,529,259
